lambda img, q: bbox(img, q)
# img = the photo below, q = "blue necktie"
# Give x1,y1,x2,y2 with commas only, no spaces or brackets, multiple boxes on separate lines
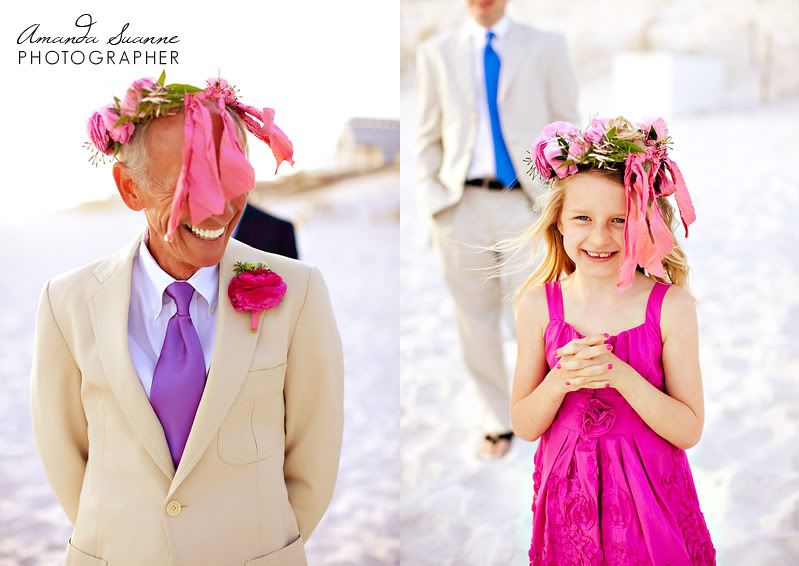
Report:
484,31,516,187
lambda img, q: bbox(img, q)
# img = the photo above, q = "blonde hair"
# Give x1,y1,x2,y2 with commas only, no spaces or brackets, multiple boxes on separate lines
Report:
499,169,691,311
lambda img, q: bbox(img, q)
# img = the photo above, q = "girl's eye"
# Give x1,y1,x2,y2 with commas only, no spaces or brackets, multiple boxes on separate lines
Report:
611,217,626,224
574,215,590,221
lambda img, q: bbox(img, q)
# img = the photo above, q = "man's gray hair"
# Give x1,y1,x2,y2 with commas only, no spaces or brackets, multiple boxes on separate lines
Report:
117,108,250,190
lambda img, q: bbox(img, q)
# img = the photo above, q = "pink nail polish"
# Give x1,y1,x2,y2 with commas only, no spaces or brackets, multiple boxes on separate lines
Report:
605,382,611,388
556,364,561,369
565,381,571,386
606,344,612,350
608,363,614,370
602,332,610,338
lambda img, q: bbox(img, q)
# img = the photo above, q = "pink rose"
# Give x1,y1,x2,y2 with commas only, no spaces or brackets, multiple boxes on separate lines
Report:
121,77,158,118
533,137,554,179
584,117,608,144
640,116,668,142
228,268,287,332
544,138,576,179
567,134,590,162
205,77,238,105
541,120,579,138
581,397,616,437
98,106,134,145
533,121,581,179
87,111,113,155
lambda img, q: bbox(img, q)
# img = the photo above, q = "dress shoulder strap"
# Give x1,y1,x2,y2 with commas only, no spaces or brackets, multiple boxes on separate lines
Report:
544,280,564,322
645,282,671,327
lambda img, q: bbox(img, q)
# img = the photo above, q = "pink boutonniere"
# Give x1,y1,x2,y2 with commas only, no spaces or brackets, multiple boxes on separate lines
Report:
228,262,287,333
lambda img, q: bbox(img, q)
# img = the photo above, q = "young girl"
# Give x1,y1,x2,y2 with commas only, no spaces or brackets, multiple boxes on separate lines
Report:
511,117,716,564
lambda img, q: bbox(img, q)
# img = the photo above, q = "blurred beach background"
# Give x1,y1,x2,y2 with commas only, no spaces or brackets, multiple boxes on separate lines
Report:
400,1,799,564
0,1,399,565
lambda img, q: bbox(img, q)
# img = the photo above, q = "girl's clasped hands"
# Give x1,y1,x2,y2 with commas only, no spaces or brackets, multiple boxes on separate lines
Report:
551,333,632,392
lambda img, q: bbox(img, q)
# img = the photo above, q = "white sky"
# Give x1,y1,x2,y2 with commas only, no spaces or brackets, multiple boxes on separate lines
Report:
1,0,399,218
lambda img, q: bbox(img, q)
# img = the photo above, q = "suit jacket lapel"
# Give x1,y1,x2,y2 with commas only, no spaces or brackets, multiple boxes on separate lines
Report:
498,21,530,104
167,238,267,498
452,25,476,110
90,234,176,481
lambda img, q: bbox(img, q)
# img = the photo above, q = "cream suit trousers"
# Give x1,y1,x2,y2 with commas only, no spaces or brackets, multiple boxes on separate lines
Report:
429,187,538,432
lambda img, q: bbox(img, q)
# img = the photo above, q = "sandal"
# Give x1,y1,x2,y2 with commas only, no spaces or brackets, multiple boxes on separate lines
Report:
484,431,514,444
480,431,514,458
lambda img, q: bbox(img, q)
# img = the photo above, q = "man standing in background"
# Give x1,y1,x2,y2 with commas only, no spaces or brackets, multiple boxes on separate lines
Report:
416,0,578,457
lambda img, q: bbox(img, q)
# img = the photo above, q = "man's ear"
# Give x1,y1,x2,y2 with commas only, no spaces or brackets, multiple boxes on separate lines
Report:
113,162,145,211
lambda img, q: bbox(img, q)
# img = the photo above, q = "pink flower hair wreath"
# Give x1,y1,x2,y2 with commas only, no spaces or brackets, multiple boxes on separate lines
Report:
528,116,697,291
86,71,295,242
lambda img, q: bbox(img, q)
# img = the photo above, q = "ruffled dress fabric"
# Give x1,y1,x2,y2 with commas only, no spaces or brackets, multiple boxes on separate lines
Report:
529,280,716,565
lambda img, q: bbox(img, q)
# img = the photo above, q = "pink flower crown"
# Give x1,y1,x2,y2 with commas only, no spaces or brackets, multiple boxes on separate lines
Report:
86,71,294,242
529,116,696,291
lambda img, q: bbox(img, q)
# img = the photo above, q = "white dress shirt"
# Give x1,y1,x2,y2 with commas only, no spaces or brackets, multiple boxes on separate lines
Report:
128,233,219,398
465,15,511,181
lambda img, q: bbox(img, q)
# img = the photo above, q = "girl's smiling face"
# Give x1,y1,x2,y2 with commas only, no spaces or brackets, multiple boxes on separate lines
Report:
557,171,628,278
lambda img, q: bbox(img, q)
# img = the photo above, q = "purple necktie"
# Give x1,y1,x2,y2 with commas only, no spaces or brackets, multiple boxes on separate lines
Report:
150,281,207,469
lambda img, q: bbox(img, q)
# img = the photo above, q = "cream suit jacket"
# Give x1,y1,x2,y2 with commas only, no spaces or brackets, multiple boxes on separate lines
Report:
415,19,579,217
30,235,344,566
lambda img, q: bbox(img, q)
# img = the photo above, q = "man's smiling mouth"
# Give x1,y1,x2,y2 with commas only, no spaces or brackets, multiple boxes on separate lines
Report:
184,224,225,240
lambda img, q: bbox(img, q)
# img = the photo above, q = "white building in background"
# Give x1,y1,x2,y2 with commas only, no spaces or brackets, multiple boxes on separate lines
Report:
337,118,400,170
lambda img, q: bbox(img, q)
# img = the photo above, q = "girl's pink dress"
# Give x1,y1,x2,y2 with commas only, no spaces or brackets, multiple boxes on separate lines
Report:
529,280,715,565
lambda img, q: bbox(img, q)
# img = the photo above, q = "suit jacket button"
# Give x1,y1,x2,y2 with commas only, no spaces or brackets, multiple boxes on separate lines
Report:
166,500,182,517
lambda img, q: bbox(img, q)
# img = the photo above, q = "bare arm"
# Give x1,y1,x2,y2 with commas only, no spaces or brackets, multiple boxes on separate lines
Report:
510,286,606,441
614,286,705,448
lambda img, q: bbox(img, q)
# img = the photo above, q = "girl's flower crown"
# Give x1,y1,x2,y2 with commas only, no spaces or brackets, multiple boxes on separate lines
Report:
86,71,294,242
528,116,696,291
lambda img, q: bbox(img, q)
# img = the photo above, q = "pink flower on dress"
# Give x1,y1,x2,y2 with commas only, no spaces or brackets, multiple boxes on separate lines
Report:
227,263,287,332
581,397,616,437
531,447,543,512
565,493,596,530
605,488,633,528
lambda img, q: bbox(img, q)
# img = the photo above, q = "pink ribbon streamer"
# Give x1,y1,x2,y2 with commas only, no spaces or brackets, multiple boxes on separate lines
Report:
617,150,695,291
165,92,293,242
229,102,295,174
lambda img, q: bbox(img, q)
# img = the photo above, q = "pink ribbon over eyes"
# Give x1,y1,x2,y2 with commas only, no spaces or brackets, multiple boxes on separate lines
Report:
165,94,295,242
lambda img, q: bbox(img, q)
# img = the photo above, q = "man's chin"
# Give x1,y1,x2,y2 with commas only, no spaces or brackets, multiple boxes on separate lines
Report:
181,232,229,267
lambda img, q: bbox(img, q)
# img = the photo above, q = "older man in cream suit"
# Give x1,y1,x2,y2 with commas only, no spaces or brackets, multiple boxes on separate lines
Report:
30,94,343,565
416,0,578,457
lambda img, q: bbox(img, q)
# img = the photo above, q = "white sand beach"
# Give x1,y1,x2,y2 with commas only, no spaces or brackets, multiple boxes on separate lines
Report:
399,84,799,565
0,170,399,565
